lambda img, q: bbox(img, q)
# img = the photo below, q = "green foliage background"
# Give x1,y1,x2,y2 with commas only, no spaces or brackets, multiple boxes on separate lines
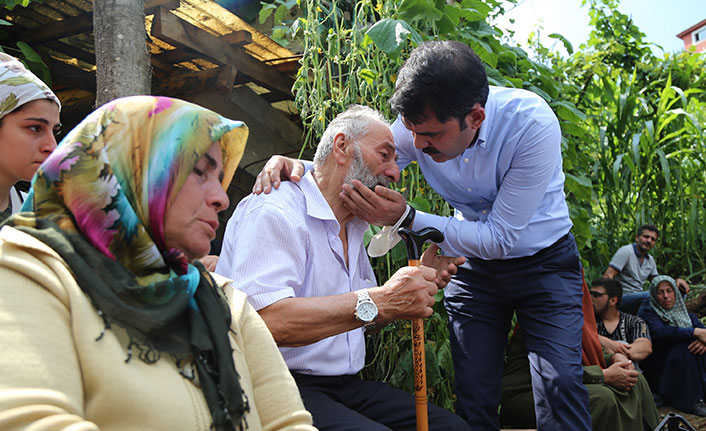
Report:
262,0,706,411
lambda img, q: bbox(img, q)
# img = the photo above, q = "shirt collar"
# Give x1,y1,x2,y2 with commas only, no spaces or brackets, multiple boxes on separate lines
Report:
299,171,368,233
474,87,496,150
632,243,648,258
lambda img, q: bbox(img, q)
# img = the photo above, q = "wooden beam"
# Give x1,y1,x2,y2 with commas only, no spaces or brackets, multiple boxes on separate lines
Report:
155,66,237,95
152,30,252,67
18,0,179,45
48,58,96,93
151,8,294,96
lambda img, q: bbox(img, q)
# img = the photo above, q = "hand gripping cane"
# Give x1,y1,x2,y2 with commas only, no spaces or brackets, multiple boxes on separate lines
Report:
397,227,445,431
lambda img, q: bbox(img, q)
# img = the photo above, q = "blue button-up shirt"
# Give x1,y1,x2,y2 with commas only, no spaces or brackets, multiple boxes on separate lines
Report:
215,171,375,376
394,86,572,259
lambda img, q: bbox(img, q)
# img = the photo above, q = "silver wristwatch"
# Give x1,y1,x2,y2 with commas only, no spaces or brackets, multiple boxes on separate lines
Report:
355,289,378,329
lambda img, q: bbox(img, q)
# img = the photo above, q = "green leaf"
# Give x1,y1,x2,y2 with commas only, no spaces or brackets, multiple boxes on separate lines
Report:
16,41,42,63
258,3,275,24
357,68,376,86
398,0,443,24
548,33,574,55
365,19,421,57
0,18,13,26
565,173,593,201
409,195,431,213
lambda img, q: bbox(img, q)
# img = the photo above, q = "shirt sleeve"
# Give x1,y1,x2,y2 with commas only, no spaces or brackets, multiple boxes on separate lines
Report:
628,314,651,341
608,246,630,272
0,245,99,430
413,115,563,259
230,290,317,431
216,197,309,311
638,307,695,342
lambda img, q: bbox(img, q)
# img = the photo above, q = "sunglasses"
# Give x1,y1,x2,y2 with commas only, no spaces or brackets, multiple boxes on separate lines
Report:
589,291,608,298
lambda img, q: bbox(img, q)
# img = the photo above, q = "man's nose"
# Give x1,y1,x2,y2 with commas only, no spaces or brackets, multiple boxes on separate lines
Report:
412,133,428,150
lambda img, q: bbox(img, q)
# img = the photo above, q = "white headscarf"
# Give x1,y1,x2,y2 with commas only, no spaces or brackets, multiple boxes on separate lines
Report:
0,53,61,119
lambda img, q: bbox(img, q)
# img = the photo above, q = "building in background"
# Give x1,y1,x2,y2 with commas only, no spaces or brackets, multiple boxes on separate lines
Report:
677,18,706,52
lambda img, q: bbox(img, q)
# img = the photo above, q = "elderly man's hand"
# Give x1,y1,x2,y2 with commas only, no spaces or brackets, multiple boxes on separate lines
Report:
420,244,465,289
252,156,304,194
340,180,406,226
369,266,438,325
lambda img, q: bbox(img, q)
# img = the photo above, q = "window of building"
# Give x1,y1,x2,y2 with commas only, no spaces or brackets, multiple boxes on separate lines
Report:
694,26,706,44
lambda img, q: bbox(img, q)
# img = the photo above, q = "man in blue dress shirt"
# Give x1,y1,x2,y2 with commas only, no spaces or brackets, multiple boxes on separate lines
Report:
254,40,591,431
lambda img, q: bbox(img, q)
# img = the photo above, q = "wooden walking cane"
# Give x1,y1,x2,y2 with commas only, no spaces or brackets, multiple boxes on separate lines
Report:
397,227,445,431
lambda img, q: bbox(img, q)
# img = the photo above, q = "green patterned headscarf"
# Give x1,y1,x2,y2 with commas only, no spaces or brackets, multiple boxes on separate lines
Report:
649,275,692,328
9,96,249,430
0,53,61,118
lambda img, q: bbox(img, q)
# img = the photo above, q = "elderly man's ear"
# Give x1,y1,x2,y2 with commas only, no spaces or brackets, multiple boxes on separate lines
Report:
333,132,352,165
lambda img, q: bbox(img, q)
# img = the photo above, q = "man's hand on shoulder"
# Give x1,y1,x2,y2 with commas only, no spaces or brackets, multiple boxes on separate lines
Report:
253,155,305,194
676,277,690,295
370,265,438,325
688,339,706,355
340,180,406,226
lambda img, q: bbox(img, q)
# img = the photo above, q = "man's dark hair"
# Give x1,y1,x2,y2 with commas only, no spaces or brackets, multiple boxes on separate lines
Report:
592,277,623,303
637,224,659,237
389,40,489,127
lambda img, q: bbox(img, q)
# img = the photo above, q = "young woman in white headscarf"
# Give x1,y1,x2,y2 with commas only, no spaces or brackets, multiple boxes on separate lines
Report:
0,53,61,222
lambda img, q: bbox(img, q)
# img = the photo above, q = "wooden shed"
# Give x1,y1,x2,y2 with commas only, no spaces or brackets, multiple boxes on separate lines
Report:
2,0,310,240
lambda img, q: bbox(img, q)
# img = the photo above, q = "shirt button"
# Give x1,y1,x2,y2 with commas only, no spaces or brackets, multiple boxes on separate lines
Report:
467,188,472,192
482,210,487,214
463,158,469,163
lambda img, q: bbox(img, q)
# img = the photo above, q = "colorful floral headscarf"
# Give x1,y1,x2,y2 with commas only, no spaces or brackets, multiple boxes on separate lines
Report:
11,95,249,430
0,53,61,118
649,275,692,328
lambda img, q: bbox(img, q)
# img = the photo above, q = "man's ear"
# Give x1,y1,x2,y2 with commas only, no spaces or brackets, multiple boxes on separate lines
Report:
610,296,619,307
332,132,351,166
466,103,485,130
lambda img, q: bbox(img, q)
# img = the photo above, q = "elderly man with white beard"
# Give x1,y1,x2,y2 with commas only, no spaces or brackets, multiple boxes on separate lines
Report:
216,105,469,431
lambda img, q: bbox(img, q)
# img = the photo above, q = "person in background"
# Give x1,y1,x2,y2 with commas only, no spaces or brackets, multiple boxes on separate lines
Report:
591,277,652,366
500,281,659,431
0,96,316,431
0,53,61,223
604,224,689,314
638,275,706,416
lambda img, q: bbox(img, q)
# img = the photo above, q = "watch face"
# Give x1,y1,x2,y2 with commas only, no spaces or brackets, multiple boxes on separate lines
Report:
357,302,378,322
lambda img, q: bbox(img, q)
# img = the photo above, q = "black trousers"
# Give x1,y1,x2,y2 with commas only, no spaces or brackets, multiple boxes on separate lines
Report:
292,373,470,431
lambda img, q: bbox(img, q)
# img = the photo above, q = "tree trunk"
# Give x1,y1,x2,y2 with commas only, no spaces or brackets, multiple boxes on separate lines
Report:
93,0,151,107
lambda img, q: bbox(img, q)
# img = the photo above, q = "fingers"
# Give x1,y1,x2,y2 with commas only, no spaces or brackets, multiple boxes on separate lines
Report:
290,161,305,182
340,181,406,226
252,156,303,194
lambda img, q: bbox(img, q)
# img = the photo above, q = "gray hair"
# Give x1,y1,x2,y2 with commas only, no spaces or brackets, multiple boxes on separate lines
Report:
313,105,388,168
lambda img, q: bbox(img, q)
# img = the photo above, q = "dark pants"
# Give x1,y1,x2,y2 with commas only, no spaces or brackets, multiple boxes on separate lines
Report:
445,233,591,431
291,373,470,431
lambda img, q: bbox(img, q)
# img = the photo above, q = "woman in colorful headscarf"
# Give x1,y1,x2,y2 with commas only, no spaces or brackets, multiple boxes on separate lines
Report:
0,53,61,223
0,95,316,431
638,274,706,416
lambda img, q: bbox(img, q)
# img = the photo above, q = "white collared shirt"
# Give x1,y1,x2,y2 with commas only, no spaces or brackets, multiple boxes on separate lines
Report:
216,171,375,376
393,85,572,259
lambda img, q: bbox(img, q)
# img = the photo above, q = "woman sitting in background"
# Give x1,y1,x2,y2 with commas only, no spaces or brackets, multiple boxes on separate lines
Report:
638,274,706,416
0,96,316,431
0,53,61,222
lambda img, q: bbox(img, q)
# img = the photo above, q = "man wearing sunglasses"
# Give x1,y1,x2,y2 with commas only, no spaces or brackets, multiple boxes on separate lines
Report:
591,277,653,366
